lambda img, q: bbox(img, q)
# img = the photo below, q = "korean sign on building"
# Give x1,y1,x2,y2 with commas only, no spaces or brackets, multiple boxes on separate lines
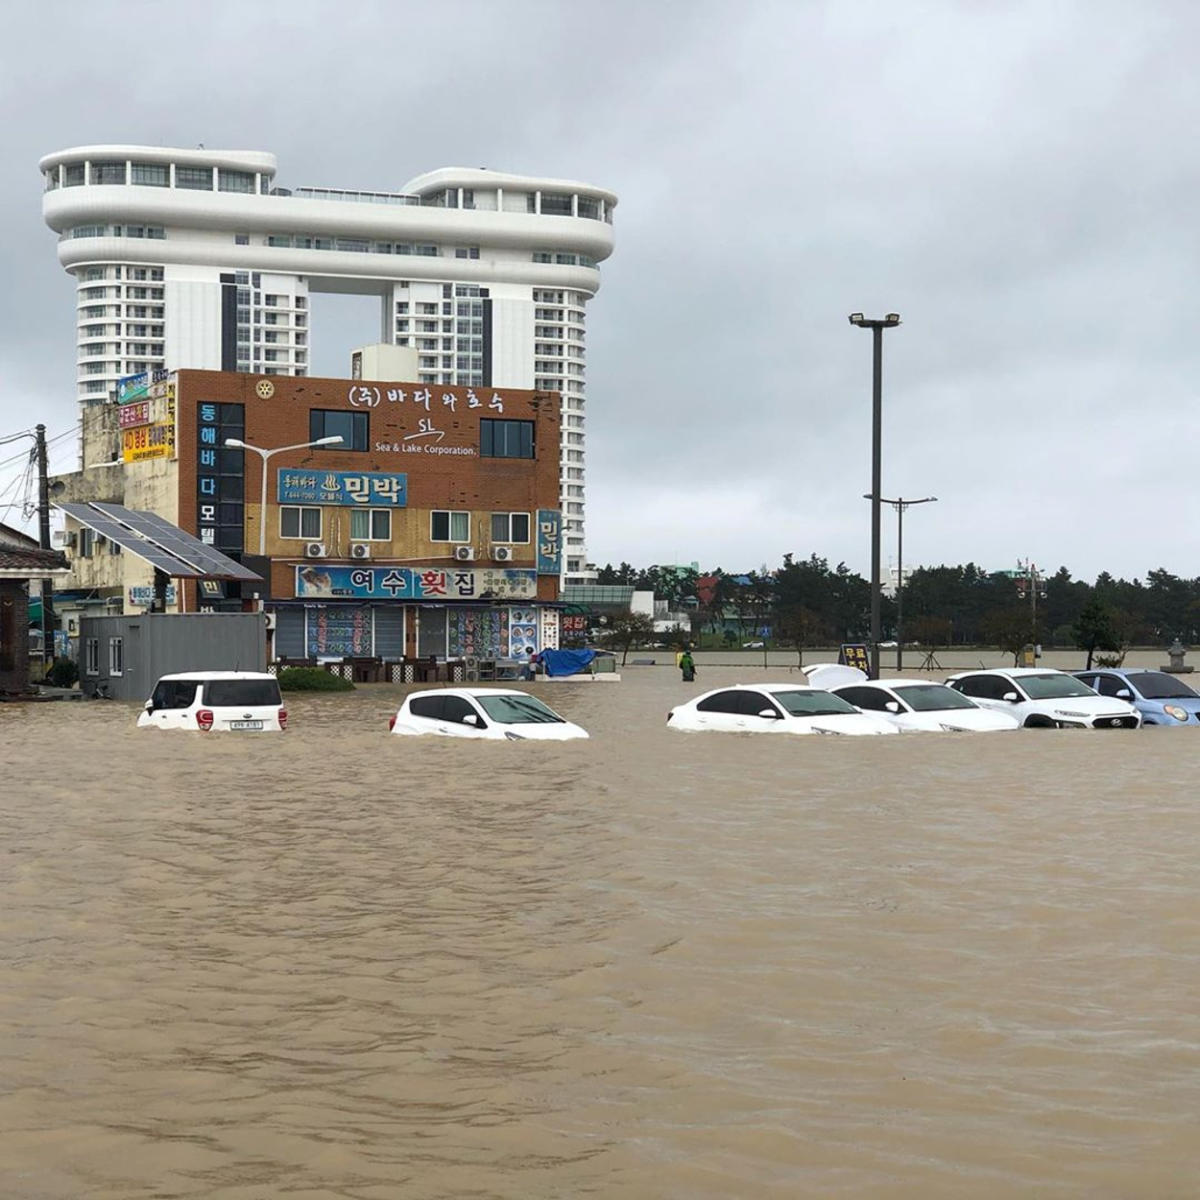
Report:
196,402,245,551
536,509,561,575
117,368,169,405
128,584,177,607
122,422,176,463
119,401,150,429
295,565,537,601
120,380,177,462
277,470,408,507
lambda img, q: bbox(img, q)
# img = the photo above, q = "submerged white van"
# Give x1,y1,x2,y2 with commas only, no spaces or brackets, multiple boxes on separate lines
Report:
137,671,287,732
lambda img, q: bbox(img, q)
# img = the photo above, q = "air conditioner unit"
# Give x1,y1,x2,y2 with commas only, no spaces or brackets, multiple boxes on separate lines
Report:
493,545,514,562
263,612,277,632
350,543,372,560
454,546,475,562
51,529,75,549
304,542,328,558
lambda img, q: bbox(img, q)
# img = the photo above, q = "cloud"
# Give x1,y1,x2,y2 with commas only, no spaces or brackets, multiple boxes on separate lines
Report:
2,0,1197,580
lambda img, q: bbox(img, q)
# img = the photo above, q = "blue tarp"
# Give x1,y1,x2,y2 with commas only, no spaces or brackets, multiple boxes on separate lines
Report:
540,647,597,677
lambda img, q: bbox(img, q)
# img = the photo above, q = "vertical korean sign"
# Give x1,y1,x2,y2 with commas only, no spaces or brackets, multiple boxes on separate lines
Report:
196,402,245,552
536,509,561,575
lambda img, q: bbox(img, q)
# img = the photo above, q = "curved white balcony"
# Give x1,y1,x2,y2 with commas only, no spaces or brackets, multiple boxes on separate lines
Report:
55,235,603,293
44,187,615,261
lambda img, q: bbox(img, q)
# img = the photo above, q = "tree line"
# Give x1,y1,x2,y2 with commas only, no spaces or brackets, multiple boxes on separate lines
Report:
592,557,1200,660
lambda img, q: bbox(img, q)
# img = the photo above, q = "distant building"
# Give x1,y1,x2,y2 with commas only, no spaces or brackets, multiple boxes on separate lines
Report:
52,369,564,665
40,145,616,582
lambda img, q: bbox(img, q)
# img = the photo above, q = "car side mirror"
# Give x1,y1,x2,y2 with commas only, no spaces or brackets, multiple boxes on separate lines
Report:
462,713,479,726
885,701,901,713
144,700,154,712
1115,688,1132,700
757,708,780,719
1003,691,1020,703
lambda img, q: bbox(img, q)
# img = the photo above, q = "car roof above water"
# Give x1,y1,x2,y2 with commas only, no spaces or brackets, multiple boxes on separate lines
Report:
155,671,277,682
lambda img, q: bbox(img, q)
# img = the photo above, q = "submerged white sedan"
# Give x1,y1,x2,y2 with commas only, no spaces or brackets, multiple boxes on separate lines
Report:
667,683,897,735
388,688,589,740
831,678,1021,732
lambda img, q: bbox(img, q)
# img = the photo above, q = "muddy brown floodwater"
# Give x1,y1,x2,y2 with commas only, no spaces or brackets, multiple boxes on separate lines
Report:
2,665,1199,1198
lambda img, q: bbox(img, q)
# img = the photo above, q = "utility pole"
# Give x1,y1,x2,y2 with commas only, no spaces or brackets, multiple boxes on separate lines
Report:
35,424,55,668
1016,559,1045,658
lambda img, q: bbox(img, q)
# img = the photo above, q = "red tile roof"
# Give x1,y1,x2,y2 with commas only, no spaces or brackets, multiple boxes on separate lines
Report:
0,546,68,571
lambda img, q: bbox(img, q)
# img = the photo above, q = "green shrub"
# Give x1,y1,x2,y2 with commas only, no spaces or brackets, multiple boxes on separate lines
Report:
46,657,79,687
276,667,355,692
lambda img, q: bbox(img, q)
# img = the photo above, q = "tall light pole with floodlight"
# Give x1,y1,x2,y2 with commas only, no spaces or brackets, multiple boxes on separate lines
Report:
848,311,901,678
863,494,937,672
224,435,343,557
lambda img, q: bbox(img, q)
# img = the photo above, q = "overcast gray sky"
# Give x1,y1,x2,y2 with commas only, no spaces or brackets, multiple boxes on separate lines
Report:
3,0,1197,581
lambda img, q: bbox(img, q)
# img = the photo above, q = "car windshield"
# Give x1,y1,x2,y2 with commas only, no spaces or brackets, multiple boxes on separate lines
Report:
1017,673,1096,700
772,689,859,717
475,693,565,724
1127,672,1199,700
893,685,976,712
203,679,282,707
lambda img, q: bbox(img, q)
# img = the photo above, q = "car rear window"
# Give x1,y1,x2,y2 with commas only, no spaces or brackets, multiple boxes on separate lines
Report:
202,679,282,707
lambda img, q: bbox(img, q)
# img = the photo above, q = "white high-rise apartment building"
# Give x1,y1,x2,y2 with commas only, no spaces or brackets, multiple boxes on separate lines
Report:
40,145,616,581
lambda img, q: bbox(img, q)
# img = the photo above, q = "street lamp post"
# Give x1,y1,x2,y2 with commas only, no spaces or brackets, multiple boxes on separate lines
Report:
224,435,343,556
863,495,937,671
848,312,901,679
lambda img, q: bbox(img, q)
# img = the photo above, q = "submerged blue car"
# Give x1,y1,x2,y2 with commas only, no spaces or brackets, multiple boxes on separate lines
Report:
1072,668,1200,727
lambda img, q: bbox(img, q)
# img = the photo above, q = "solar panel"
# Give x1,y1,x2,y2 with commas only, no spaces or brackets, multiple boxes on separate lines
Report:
91,503,262,582
56,502,204,578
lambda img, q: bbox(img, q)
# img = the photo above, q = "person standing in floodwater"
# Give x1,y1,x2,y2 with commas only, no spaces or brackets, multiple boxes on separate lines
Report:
678,648,697,682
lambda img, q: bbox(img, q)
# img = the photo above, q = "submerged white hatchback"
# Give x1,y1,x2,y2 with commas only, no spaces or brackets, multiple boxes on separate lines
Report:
137,671,287,732
667,683,897,735
389,688,588,740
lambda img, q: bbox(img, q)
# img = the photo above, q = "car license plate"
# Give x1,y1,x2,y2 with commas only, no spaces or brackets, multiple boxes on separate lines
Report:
230,720,264,731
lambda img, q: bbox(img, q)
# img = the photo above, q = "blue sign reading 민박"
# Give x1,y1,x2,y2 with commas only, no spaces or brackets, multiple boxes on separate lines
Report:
295,565,537,601
277,469,407,507
536,509,561,575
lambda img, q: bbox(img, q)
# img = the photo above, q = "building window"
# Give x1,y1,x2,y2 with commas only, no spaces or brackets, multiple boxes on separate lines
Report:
109,637,124,677
490,512,530,543
235,233,249,245
577,196,601,220
219,170,255,193
78,527,95,558
279,506,321,539
309,409,368,452
350,509,391,541
84,638,99,675
481,420,535,458
430,511,470,542
541,192,573,216
91,161,126,185
63,163,85,187
175,165,213,190
131,163,169,186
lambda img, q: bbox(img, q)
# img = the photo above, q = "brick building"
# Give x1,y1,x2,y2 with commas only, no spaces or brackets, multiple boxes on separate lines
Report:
54,369,564,664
